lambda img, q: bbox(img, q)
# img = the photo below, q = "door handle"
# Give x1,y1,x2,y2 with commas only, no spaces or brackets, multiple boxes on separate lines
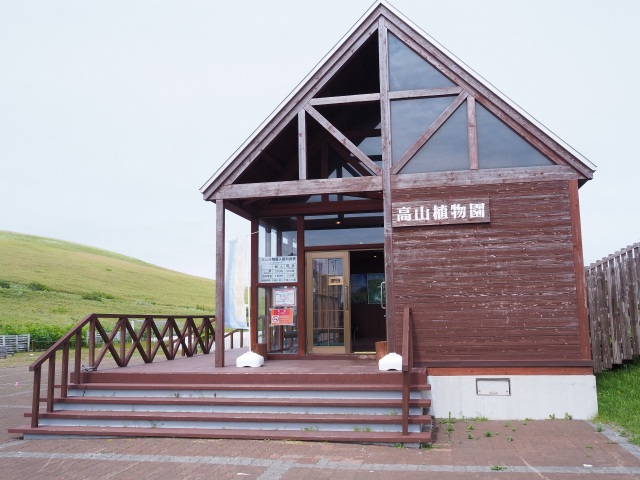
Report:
345,285,349,311
380,281,386,310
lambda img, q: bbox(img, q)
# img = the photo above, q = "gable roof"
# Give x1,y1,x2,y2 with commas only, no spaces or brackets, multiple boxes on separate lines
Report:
201,1,594,201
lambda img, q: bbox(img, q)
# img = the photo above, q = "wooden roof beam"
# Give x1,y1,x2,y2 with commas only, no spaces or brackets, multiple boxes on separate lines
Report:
308,93,380,106
257,199,382,217
304,105,382,176
211,176,382,201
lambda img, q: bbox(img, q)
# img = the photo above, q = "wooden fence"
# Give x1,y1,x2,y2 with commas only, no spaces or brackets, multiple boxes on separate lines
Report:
585,242,640,373
0,334,31,354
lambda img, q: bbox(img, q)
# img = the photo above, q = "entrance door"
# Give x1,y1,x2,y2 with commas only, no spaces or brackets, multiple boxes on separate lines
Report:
306,251,350,354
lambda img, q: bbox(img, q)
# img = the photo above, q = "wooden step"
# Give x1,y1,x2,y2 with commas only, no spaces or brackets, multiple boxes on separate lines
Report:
9,425,432,445
76,368,428,387
32,410,433,426
53,396,431,408
66,381,431,392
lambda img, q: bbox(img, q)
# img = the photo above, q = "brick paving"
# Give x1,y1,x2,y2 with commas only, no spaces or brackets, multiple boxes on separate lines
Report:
2,362,640,479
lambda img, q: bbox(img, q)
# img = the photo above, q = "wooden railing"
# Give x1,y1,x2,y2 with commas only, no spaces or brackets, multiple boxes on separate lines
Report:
401,306,414,436
28,314,217,428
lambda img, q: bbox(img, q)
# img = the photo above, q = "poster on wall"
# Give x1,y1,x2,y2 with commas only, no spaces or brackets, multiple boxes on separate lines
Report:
270,308,294,326
273,288,296,307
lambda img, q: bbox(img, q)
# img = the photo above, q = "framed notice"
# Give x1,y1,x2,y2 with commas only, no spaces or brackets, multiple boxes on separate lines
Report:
270,308,294,326
273,288,296,307
258,256,297,283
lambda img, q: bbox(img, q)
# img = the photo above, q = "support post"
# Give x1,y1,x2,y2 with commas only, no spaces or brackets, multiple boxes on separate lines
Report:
379,19,396,351
215,199,226,367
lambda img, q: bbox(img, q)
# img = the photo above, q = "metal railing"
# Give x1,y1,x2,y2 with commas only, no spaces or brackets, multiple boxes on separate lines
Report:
28,314,216,428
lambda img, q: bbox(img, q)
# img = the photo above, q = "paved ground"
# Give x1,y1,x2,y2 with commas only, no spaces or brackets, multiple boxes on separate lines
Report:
2,361,640,479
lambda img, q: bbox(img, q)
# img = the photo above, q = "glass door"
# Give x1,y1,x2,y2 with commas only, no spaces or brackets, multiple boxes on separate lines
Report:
306,251,350,354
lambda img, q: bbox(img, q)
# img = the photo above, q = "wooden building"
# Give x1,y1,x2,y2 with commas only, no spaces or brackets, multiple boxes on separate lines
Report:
201,2,597,419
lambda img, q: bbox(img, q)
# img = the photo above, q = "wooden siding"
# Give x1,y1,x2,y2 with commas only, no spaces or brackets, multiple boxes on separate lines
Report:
392,181,583,364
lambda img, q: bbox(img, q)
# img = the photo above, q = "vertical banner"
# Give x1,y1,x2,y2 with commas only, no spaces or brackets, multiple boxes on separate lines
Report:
224,236,250,330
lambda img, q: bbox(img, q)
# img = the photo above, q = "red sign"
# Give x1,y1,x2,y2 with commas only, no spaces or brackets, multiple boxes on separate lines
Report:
270,308,294,326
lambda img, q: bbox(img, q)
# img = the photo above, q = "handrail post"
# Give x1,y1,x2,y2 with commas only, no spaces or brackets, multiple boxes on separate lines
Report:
74,331,82,384
89,317,96,368
60,342,69,398
145,319,152,360
31,366,41,428
401,307,413,436
46,353,56,413
119,318,126,362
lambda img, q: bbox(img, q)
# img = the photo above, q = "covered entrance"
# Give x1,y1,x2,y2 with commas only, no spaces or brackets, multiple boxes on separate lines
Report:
306,250,385,354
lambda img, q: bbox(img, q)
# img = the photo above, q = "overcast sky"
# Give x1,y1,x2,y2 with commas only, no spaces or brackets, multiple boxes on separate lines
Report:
1,0,638,279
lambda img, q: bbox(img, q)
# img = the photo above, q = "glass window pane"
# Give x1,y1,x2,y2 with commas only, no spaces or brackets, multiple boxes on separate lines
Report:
305,228,383,247
388,33,455,91
315,34,379,97
399,103,469,174
259,217,297,257
476,103,553,169
304,213,384,247
391,96,456,164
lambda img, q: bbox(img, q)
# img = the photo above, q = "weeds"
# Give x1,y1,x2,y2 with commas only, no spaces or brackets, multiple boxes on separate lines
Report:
441,412,456,440
27,282,49,291
81,291,116,301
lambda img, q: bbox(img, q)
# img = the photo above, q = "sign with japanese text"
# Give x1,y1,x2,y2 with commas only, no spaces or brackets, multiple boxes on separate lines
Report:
270,308,294,326
273,288,296,307
392,199,490,227
258,256,297,283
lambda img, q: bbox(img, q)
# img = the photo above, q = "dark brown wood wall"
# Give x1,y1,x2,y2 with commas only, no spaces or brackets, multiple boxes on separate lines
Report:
392,180,583,365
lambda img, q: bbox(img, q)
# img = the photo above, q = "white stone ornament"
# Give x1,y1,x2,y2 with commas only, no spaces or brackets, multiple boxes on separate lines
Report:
235,351,264,368
378,352,403,371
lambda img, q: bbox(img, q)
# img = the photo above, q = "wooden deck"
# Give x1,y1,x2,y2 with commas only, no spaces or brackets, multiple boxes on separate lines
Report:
13,313,431,444
77,348,398,386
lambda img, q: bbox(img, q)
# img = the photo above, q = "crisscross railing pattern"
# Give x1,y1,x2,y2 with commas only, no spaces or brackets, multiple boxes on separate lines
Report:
86,315,215,368
29,314,217,428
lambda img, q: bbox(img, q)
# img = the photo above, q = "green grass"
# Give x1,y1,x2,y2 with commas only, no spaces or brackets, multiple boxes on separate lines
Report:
0,231,215,338
595,358,640,445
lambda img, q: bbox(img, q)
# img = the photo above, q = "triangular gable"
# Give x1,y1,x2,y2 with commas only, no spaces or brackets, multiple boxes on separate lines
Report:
201,1,594,202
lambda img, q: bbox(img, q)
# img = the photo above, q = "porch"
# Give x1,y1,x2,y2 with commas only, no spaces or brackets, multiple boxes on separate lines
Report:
10,312,431,445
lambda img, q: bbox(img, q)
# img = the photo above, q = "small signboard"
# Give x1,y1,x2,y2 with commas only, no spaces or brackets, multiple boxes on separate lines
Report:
392,199,490,228
273,288,296,307
258,256,297,283
270,308,294,326
476,378,511,396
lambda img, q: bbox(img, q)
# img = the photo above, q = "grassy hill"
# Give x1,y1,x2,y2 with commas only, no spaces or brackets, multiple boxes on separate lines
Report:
0,231,215,339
